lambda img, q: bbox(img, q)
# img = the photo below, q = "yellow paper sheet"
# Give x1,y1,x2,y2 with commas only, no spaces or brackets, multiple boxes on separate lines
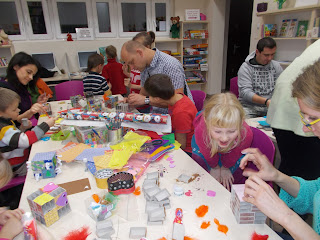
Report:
94,151,113,170
34,193,54,206
108,149,133,169
110,131,150,153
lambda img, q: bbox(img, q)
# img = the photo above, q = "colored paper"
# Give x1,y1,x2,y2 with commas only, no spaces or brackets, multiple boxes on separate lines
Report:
58,178,91,195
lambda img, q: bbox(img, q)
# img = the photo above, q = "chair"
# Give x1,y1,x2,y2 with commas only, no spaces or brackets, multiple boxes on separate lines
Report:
191,90,206,112
230,76,239,98
55,81,84,101
0,176,26,192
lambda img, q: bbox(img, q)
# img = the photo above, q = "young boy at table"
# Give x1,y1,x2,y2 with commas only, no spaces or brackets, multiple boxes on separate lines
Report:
102,45,127,96
0,88,56,176
83,53,111,96
144,74,197,156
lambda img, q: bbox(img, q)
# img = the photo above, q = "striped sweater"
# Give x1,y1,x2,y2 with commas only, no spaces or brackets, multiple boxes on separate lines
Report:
83,71,109,96
0,117,49,171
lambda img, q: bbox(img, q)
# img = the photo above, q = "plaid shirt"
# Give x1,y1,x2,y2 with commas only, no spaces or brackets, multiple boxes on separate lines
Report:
141,48,194,114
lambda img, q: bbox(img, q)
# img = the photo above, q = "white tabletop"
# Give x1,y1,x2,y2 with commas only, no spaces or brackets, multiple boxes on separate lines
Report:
15,103,281,240
245,117,276,142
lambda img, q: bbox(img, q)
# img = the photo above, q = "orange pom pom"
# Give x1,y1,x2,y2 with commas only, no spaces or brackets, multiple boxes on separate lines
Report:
200,221,211,229
157,238,167,240
214,218,228,235
195,205,208,217
92,194,100,203
133,186,141,195
184,237,198,240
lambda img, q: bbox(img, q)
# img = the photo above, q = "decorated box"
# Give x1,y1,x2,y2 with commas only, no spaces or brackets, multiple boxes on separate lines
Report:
230,184,267,224
31,151,58,180
75,126,108,145
27,182,71,227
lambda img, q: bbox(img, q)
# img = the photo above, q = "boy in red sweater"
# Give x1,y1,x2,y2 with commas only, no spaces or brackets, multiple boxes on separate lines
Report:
102,45,127,96
144,74,197,156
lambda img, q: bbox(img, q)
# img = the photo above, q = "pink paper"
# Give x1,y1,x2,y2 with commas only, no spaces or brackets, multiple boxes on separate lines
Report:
207,190,216,197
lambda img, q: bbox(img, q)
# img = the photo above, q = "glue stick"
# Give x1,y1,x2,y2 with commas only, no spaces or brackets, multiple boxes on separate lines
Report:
22,212,38,240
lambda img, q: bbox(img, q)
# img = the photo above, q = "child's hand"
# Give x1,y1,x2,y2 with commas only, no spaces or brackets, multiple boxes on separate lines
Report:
19,120,32,131
45,117,58,128
220,167,234,191
0,215,23,239
0,208,24,225
209,166,221,183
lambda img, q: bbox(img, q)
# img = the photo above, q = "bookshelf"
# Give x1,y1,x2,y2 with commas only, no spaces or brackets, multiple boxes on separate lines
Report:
0,44,15,77
155,20,209,91
257,4,320,67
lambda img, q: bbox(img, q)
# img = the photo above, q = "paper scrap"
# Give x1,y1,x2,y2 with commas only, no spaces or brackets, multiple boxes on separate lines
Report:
58,178,91,195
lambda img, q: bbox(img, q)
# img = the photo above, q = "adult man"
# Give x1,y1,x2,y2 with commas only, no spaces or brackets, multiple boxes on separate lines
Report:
121,40,193,114
238,37,283,118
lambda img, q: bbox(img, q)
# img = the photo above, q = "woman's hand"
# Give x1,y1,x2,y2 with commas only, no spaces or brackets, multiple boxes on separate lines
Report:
239,148,279,182
37,93,49,104
220,167,234,191
209,166,221,183
243,175,293,225
29,103,46,115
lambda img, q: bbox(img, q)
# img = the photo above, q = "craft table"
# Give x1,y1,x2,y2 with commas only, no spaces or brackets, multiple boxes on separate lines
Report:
245,117,275,142
14,103,282,240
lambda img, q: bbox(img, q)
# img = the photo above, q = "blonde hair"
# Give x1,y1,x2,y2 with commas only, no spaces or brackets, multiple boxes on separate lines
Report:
203,92,245,157
0,87,20,112
0,155,13,188
292,60,320,111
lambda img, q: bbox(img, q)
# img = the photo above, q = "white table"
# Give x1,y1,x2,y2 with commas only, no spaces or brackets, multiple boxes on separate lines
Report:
15,104,282,240
245,117,275,142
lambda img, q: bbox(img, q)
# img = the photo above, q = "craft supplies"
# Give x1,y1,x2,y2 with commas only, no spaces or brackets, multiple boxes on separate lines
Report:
43,102,52,116
107,127,123,144
30,151,60,181
172,208,185,240
95,169,113,189
22,212,38,240
22,118,29,127
75,126,108,145
27,182,70,227
107,172,135,195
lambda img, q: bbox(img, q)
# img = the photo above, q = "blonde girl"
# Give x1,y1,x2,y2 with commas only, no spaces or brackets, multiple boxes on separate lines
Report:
192,93,253,190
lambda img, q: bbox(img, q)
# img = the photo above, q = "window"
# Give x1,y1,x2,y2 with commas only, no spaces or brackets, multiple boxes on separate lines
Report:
92,0,116,38
117,0,151,37
20,0,52,40
152,0,170,36
52,0,93,39
0,0,26,40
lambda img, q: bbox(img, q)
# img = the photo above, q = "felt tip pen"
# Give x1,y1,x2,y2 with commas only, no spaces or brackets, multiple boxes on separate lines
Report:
159,164,164,177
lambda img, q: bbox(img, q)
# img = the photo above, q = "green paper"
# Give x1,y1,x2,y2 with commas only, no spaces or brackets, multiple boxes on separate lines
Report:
162,133,175,146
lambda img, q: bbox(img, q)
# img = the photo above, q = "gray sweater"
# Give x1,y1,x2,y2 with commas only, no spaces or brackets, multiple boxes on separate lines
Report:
237,51,283,106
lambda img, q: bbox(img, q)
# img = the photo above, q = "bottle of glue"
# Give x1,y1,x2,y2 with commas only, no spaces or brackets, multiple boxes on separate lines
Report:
22,212,38,240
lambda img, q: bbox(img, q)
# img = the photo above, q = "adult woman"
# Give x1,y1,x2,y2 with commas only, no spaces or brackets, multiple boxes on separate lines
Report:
0,52,46,124
240,60,320,240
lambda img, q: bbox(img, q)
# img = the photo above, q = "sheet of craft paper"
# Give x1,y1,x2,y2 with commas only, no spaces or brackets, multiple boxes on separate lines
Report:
108,149,133,169
94,150,113,170
58,178,91,195
56,142,79,155
75,147,110,162
33,193,54,206
58,143,90,162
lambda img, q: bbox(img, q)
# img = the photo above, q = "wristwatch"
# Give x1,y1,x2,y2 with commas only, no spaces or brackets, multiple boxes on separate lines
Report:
145,96,150,105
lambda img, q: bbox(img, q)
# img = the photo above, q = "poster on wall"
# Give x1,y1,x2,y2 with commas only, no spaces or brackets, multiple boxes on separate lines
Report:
295,0,319,7
185,9,200,21
75,28,94,40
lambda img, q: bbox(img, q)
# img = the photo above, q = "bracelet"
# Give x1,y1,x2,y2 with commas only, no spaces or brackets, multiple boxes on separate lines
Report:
264,98,270,105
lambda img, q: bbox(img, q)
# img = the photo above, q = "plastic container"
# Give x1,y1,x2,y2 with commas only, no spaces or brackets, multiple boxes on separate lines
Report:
22,212,38,240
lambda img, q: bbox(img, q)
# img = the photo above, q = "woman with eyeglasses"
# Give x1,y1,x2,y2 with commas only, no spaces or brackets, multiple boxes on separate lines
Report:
239,60,320,240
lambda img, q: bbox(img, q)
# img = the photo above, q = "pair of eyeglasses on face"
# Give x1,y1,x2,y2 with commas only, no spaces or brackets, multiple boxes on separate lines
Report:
299,111,320,130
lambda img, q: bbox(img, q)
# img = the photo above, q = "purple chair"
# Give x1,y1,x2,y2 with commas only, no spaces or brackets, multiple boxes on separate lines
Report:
0,176,26,192
55,80,84,101
230,77,239,98
191,90,206,112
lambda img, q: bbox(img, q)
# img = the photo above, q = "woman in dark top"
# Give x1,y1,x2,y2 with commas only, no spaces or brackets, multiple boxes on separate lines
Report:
0,52,46,125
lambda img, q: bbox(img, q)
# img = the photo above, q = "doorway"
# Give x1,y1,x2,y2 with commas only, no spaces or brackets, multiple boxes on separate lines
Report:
225,0,253,90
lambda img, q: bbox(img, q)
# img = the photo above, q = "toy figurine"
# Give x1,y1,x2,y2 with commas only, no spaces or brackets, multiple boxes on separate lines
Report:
67,33,73,41
0,29,11,45
170,16,180,39
172,208,185,240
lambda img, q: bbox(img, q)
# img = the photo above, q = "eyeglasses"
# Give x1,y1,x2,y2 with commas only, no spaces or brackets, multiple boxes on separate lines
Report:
299,111,320,130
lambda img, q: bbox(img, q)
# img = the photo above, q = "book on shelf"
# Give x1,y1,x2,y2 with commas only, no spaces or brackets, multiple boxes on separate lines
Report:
286,19,298,38
296,20,309,37
262,24,277,38
279,19,291,37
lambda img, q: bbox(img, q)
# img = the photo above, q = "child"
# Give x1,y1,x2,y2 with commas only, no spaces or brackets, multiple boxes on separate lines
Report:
83,53,111,96
0,206,24,240
144,74,197,156
192,93,253,191
0,88,56,176
102,45,127,96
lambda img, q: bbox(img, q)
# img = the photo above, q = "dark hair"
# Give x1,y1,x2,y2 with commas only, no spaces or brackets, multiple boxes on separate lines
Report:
133,31,155,48
256,37,277,52
6,52,41,94
86,53,104,72
0,88,20,112
144,74,175,100
105,45,117,59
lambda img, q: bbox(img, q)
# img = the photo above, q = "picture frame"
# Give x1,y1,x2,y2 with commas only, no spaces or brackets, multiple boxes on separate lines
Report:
185,9,200,21
75,28,94,41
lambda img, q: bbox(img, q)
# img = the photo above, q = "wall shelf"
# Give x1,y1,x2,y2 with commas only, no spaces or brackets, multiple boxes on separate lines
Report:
257,5,320,16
